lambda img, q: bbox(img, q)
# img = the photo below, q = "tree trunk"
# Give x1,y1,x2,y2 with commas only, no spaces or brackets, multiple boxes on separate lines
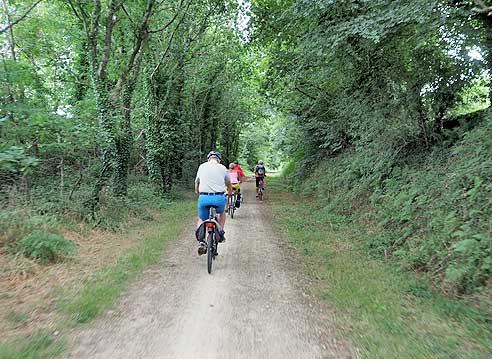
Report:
114,85,133,196
144,65,165,192
87,76,116,212
484,15,492,107
74,39,89,101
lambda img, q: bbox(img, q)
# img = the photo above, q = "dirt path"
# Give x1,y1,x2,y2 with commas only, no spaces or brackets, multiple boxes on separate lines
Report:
64,180,352,359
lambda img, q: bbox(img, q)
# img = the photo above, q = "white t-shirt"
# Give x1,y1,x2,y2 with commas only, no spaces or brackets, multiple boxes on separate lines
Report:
195,161,230,193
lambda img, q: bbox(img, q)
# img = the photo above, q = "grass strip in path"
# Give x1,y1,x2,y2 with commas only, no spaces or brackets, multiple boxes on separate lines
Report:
268,179,492,359
0,199,195,359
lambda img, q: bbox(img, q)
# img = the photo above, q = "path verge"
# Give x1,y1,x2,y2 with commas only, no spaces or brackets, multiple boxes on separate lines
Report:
0,199,195,359
268,178,492,358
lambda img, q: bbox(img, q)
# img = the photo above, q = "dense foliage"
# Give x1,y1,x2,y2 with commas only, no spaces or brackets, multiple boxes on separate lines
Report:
250,0,492,295
0,0,251,207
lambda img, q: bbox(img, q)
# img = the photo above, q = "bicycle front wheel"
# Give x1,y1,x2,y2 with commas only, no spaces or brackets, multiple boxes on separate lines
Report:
207,232,214,274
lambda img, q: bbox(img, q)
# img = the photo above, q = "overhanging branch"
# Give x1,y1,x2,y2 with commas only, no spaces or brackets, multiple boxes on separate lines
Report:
0,0,43,34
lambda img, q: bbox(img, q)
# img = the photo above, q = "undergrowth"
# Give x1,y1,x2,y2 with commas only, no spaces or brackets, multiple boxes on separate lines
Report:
285,113,492,297
0,175,181,250
11,231,76,264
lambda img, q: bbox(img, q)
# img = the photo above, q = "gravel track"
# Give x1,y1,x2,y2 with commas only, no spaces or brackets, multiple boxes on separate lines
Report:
64,179,352,359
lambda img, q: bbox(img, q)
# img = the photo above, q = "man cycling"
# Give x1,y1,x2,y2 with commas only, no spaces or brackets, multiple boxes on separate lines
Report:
254,160,266,198
195,151,232,255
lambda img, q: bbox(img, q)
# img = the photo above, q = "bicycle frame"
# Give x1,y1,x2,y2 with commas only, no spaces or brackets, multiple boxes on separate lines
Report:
204,207,218,274
258,179,265,200
228,191,237,218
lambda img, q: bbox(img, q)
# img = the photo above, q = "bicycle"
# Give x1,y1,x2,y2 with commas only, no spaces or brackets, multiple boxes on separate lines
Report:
258,179,265,201
227,191,237,218
204,206,219,274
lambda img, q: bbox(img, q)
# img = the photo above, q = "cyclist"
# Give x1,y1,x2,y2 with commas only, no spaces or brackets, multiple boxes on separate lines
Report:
195,151,232,255
233,160,245,205
228,163,241,207
254,160,266,198
233,160,245,179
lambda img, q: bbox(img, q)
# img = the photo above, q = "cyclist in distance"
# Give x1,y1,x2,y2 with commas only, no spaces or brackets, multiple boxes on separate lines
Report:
195,151,232,254
228,163,241,207
233,160,245,179
254,160,266,198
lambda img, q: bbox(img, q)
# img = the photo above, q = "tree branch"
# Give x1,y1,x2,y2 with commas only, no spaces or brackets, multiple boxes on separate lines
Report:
150,0,193,78
148,0,184,33
294,86,317,101
112,0,155,99
0,0,43,34
98,0,122,80
88,0,102,74
473,0,492,15
121,4,135,25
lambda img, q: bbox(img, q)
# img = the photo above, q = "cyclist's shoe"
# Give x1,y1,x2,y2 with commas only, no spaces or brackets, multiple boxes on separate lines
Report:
197,242,207,255
217,229,226,243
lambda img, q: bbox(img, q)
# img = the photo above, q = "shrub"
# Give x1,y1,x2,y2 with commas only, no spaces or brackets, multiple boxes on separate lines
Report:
13,231,76,264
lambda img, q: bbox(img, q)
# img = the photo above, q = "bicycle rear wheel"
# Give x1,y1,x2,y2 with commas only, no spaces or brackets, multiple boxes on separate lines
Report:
207,232,214,274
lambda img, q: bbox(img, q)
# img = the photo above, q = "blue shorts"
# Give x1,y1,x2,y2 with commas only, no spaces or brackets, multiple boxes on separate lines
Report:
197,194,227,220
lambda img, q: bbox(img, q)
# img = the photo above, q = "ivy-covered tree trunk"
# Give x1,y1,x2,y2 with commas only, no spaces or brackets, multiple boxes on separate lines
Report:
144,71,164,192
114,85,134,196
74,39,89,102
484,16,492,107
89,76,116,212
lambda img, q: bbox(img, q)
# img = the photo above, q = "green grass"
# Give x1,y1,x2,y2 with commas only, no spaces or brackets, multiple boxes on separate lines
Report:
0,199,195,358
0,332,65,359
5,310,29,325
59,199,195,323
268,178,492,358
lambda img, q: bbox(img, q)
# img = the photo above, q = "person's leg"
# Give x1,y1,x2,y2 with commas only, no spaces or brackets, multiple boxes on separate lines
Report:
232,184,240,206
196,195,209,227
235,186,241,206
214,194,227,228
196,195,209,254
255,177,260,197
218,212,226,228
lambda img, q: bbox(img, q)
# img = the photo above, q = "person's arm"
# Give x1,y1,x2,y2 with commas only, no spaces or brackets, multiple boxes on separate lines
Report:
224,169,232,196
195,166,201,194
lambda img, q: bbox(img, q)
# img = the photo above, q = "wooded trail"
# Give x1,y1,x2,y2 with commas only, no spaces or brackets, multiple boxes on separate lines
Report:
63,180,352,359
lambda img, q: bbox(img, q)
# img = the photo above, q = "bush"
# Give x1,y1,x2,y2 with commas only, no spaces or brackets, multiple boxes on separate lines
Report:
12,231,76,264
0,209,59,248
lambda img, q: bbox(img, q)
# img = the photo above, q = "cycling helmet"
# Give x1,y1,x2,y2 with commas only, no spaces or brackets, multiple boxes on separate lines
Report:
258,160,263,165
207,150,222,161
233,160,238,165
